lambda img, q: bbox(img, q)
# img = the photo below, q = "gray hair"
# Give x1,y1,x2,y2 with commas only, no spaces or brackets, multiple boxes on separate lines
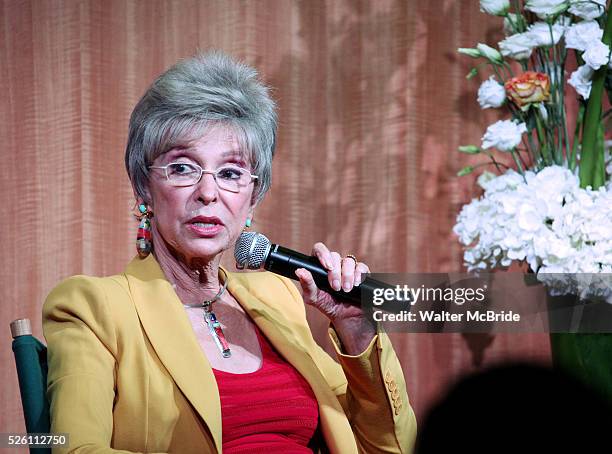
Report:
125,51,277,205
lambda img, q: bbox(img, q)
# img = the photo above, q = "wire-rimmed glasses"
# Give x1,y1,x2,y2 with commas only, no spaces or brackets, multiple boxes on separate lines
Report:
149,162,258,193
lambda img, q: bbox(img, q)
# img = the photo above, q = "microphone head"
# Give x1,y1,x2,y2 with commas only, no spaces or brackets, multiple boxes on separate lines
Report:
234,231,271,269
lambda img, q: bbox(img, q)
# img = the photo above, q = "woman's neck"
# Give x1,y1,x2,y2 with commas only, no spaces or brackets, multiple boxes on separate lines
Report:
151,236,224,307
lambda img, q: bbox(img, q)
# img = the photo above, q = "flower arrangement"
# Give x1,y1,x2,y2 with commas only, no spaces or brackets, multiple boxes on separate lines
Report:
453,0,612,279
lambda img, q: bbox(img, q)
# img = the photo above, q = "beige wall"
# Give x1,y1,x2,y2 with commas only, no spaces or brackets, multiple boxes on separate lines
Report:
1,0,550,438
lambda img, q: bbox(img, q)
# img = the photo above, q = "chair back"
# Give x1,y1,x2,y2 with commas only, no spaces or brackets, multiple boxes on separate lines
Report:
11,318,50,454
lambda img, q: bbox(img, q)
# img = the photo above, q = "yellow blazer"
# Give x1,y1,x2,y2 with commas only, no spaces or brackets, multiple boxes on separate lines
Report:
43,254,416,453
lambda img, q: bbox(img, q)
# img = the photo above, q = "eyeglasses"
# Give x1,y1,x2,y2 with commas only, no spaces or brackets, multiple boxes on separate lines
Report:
149,162,258,193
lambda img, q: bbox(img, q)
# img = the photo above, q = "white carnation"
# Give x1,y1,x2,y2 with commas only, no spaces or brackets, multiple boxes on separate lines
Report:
454,165,612,280
479,170,525,193
499,32,536,60
568,64,594,98
565,20,603,51
527,21,566,46
583,39,610,70
480,0,510,15
525,0,569,18
477,77,506,109
568,0,606,20
477,171,497,189
481,120,527,151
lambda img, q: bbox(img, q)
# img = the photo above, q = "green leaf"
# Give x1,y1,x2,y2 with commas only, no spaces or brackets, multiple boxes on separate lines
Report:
579,8,612,189
457,165,474,176
458,145,481,154
466,68,479,79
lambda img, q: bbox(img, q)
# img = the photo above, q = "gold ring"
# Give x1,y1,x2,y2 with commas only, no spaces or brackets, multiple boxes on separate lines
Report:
344,254,358,265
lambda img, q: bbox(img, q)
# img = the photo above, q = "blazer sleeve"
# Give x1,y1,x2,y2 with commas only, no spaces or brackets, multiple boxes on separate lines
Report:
43,276,156,454
280,277,417,454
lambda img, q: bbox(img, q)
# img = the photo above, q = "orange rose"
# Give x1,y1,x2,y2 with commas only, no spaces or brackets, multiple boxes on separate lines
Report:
504,72,550,110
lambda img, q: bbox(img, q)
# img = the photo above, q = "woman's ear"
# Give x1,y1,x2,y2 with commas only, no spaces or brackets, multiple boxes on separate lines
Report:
247,201,258,222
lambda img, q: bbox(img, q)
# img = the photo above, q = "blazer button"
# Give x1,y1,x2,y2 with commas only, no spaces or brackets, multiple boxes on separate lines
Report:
384,369,393,384
394,401,403,415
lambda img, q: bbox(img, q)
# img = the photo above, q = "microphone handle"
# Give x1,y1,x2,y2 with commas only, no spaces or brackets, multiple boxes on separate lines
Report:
264,244,400,307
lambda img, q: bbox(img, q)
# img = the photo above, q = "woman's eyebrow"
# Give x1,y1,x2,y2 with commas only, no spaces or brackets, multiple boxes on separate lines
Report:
165,145,192,156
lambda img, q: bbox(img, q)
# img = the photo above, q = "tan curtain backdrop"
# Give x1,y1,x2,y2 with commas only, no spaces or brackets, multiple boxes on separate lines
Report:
1,0,550,437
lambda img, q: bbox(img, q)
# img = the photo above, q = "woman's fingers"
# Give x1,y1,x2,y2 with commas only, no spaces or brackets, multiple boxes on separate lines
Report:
355,262,370,286
312,242,339,290
295,268,319,303
328,251,342,291
312,242,334,270
311,242,372,294
341,256,356,292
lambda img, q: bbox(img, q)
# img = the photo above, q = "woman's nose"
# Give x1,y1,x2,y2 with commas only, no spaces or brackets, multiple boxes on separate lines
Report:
195,172,219,203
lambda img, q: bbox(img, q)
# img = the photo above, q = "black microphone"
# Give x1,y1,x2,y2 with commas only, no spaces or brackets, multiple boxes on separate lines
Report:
233,231,408,307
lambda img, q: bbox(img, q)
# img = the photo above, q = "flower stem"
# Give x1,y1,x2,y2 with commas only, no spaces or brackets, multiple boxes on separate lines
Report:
569,103,585,172
534,108,554,165
510,149,525,175
483,150,504,173
579,7,612,189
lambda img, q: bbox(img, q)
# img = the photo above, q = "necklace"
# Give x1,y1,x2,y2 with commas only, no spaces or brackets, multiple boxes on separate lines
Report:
183,268,231,358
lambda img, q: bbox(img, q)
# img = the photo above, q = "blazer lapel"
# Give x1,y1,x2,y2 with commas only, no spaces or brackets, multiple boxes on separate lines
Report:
123,255,222,453
227,274,358,454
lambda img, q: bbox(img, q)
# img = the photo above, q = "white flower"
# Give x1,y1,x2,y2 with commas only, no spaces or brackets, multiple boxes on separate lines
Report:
477,171,497,189
454,165,612,277
525,0,569,18
568,64,594,98
527,21,566,46
480,0,510,15
583,39,610,70
476,43,504,64
565,20,603,51
481,120,527,151
517,202,547,231
457,47,482,58
479,170,525,193
499,33,535,60
568,0,606,20
477,77,506,109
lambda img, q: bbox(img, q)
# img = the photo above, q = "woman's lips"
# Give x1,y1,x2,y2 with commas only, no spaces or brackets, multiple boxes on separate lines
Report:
187,222,224,237
186,216,224,237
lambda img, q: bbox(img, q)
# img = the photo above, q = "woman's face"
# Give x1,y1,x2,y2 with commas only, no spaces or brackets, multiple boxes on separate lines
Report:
147,125,255,265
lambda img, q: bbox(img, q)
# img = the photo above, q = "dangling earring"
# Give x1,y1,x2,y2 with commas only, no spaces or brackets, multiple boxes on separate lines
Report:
136,203,153,258
244,218,252,230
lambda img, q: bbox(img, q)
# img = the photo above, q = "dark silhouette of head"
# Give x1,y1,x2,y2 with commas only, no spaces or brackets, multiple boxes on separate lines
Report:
417,363,612,453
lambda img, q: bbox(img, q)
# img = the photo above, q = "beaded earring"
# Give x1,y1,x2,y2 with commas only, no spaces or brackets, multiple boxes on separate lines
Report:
244,218,252,229
136,204,153,258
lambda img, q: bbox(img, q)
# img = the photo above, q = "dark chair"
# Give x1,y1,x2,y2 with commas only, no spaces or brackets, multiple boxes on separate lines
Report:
10,318,50,454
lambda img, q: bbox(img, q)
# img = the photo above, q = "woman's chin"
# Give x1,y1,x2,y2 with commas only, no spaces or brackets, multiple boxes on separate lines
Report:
180,239,230,263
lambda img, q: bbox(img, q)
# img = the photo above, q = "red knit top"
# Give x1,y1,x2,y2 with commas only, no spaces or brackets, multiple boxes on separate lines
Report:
212,325,320,453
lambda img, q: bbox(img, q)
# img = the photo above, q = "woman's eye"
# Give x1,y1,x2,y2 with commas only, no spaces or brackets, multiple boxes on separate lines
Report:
169,163,196,175
217,167,244,180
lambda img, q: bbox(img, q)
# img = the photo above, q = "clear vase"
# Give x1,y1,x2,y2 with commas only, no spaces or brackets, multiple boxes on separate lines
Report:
547,293,612,403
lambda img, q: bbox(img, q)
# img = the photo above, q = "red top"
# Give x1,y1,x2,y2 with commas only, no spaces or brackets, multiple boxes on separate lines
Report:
212,325,320,453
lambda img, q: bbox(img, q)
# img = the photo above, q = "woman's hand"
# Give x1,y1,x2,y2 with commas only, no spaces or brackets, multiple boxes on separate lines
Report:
295,242,377,355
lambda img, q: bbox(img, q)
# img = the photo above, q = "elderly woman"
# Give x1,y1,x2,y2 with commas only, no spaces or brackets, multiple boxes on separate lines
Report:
43,51,416,453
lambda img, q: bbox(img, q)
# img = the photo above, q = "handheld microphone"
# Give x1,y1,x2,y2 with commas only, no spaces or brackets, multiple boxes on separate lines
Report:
233,231,408,307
